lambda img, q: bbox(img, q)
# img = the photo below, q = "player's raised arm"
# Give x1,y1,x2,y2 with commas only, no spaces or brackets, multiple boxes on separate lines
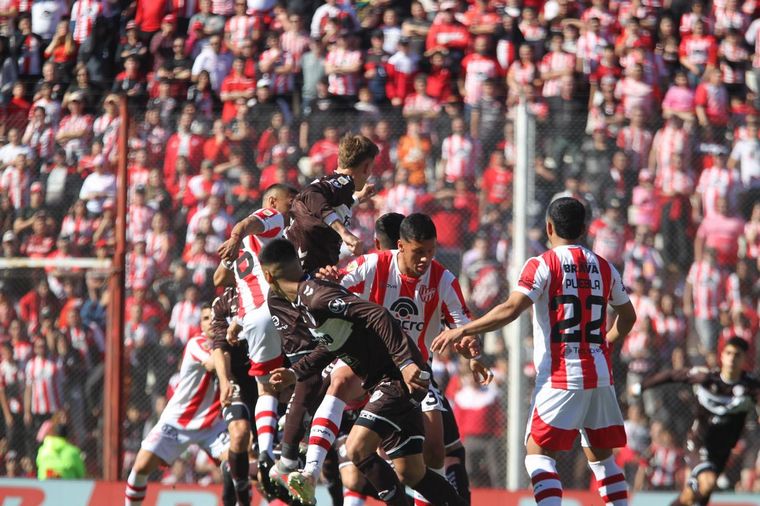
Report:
431,290,534,353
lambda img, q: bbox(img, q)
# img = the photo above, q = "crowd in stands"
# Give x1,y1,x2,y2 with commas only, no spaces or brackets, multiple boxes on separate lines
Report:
0,0,758,493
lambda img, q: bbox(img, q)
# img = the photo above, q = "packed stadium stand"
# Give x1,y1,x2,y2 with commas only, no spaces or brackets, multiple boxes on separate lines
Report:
0,0,758,498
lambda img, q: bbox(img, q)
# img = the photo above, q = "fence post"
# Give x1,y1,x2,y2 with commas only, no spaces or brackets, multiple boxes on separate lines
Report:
103,95,129,480
506,99,534,490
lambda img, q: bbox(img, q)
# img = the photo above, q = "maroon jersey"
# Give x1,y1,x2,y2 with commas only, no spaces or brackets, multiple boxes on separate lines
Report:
284,278,424,392
286,174,356,273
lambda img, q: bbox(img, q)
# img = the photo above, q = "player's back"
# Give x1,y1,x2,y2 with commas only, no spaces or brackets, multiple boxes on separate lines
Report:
518,245,629,390
160,335,221,430
234,208,285,317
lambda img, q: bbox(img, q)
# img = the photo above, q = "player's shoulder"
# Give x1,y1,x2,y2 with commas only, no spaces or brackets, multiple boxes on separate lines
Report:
252,207,281,220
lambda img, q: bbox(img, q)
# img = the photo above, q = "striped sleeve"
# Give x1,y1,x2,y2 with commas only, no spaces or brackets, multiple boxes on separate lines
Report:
441,271,472,328
608,264,630,306
515,256,548,302
340,253,376,299
185,337,212,365
252,208,285,238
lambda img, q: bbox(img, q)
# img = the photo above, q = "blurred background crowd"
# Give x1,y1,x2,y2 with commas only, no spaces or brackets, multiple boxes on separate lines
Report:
0,0,757,494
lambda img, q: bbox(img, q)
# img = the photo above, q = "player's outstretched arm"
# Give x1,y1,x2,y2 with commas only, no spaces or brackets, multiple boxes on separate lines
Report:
431,291,533,353
217,214,266,262
605,300,637,344
631,367,708,396
213,260,236,287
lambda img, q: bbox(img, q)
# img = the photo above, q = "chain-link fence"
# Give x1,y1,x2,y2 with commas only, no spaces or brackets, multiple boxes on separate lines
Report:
0,0,759,499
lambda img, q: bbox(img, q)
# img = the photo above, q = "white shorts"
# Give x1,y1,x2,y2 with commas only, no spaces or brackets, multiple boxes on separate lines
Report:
141,419,228,464
242,304,283,381
525,385,626,451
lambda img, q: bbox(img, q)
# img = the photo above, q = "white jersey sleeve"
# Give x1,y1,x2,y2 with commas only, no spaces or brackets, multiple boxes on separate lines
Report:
251,208,285,237
340,253,379,300
440,272,472,328
515,256,550,302
608,264,630,307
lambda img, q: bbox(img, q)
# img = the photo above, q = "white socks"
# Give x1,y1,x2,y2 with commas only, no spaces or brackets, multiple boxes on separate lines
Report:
525,454,562,506
303,394,346,478
124,469,148,506
588,456,629,506
255,395,278,460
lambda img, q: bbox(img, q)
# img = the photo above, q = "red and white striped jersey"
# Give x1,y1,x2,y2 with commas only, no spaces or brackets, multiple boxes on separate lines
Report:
441,134,478,183
126,252,156,291
656,166,695,197
92,114,120,163
652,313,687,348
719,41,749,84
381,184,423,216
127,204,155,240
235,208,285,318
280,30,310,68
697,166,743,218
12,341,31,365
340,250,472,361
747,19,760,68
652,125,690,174
516,245,629,390
159,335,221,430
647,444,683,488
326,48,362,96
24,356,62,415
211,0,233,15
461,53,501,105
259,48,295,95
23,123,54,162
687,261,726,320
0,166,29,209
0,359,24,414
70,0,102,43
225,15,258,52
170,300,202,345
576,31,608,74
616,126,652,171
539,51,576,97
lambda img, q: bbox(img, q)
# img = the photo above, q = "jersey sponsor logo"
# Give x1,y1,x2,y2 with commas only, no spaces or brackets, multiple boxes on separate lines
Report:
160,424,179,440
271,315,288,330
563,262,599,274
328,298,347,314
418,284,436,303
389,297,424,332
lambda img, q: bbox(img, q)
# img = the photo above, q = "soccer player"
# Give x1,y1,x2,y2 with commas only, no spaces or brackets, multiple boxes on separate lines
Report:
286,133,378,273
632,337,760,506
433,197,638,506
260,238,465,506
293,213,487,506
213,183,297,501
267,134,379,494
124,304,227,506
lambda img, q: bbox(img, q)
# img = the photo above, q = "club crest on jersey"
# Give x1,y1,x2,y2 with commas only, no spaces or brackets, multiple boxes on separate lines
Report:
271,315,288,331
332,175,350,188
329,298,347,314
419,285,436,303
346,259,359,272
369,390,384,403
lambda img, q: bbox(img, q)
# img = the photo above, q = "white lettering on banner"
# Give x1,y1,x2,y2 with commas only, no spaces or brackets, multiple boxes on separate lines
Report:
0,479,95,506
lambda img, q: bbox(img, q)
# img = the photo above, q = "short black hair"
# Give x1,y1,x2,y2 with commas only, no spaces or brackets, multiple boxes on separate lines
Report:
547,197,586,240
375,213,405,250
201,302,212,312
259,238,298,267
400,213,437,242
263,183,297,201
725,336,749,353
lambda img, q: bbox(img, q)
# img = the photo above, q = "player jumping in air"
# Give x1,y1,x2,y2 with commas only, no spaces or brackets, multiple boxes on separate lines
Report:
633,337,760,506
433,197,637,506
213,183,298,501
260,238,465,506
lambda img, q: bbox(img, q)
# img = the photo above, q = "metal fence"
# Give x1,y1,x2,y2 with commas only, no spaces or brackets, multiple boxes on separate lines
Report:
0,3,758,498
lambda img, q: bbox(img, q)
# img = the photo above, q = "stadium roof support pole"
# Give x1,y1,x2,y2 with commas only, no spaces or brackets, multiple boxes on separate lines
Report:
104,95,129,481
506,99,534,490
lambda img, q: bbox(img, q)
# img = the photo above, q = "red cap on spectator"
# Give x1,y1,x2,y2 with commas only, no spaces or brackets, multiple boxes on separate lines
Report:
163,13,177,24
30,182,43,193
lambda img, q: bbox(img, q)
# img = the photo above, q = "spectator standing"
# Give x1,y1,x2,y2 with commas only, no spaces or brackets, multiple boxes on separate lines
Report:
23,339,62,448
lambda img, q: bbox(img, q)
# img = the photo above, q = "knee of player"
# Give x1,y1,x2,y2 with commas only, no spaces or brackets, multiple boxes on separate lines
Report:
340,464,365,491
395,459,426,486
330,368,360,399
132,449,157,475
699,472,717,494
228,420,251,445
345,435,371,465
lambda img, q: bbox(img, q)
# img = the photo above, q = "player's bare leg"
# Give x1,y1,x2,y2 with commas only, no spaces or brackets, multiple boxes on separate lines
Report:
341,462,375,505
671,470,717,506
414,410,446,506
124,450,164,506
583,446,629,506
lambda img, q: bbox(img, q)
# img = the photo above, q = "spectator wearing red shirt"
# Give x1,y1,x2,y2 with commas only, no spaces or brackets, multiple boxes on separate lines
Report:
460,35,502,111
480,150,513,214
20,212,53,258
308,125,339,174
385,37,416,107
163,110,204,182
695,68,730,139
3,83,30,132
425,2,470,57
259,148,299,192
424,48,452,102
18,279,59,336
135,0,166,39
219,57,254,122
679,19,718,87
203,119,231,166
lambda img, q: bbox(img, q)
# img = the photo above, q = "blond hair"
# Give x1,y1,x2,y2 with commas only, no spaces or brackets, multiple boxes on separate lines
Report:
338,134,379,170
